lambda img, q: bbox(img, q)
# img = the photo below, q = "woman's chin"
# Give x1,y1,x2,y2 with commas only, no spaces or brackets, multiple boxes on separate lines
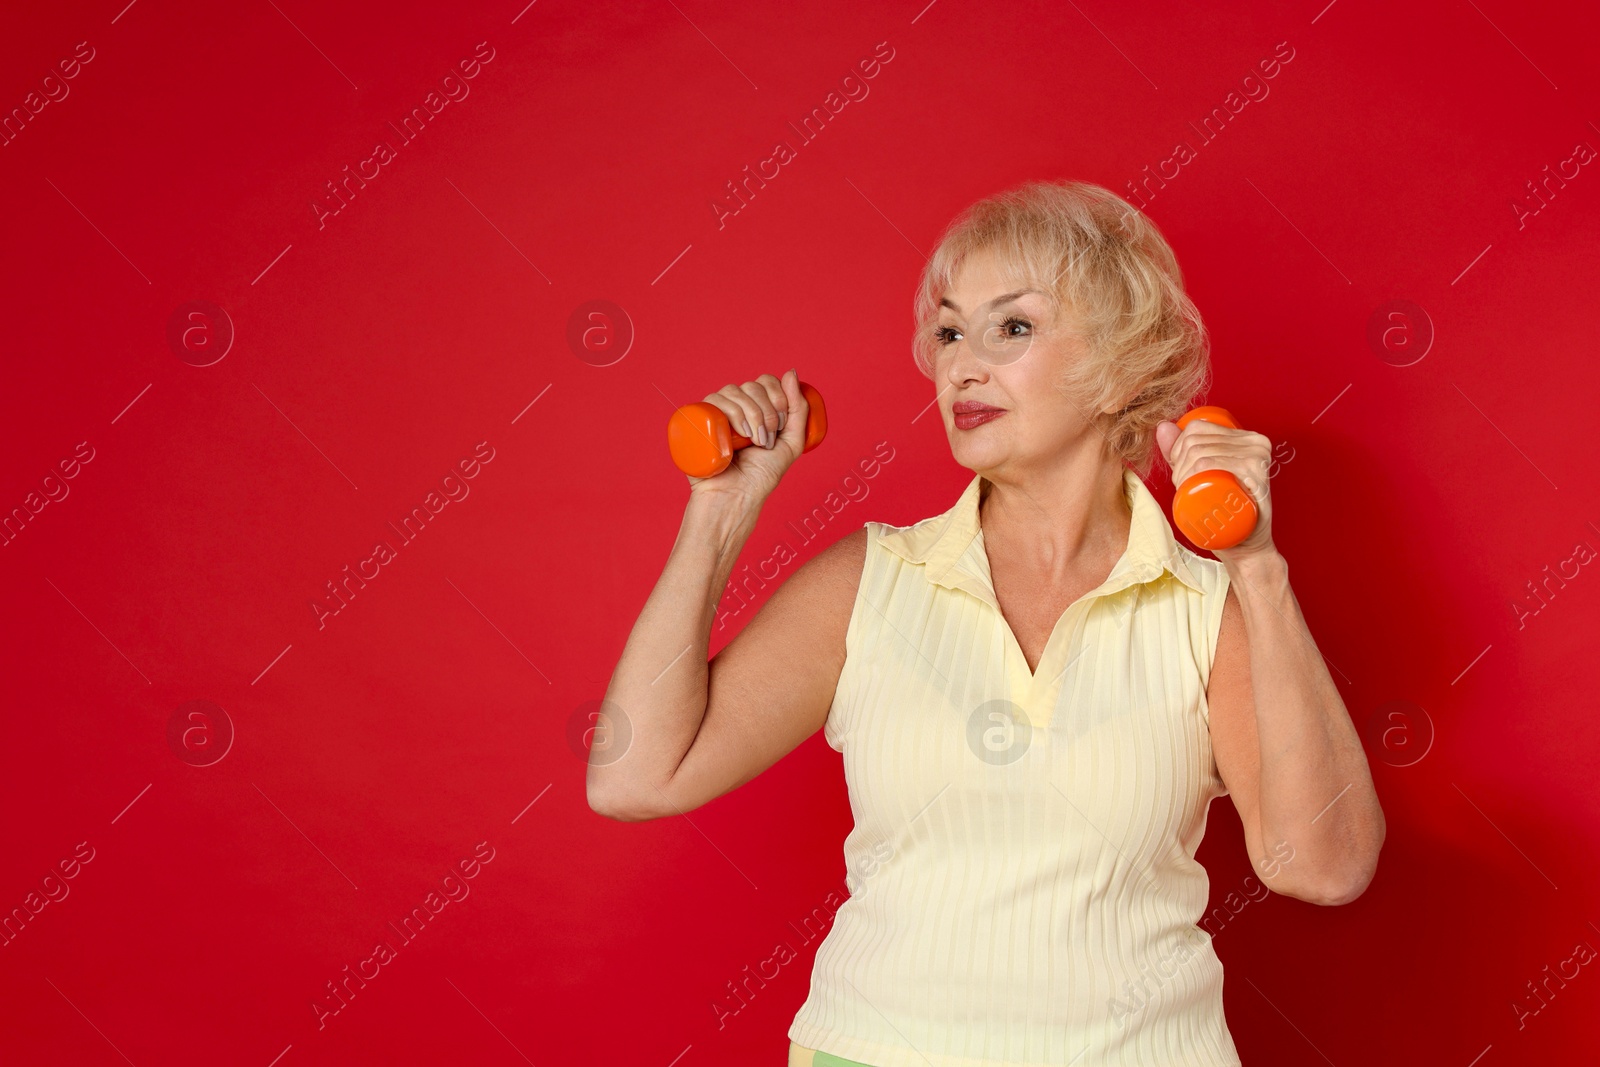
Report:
949,438,1007,471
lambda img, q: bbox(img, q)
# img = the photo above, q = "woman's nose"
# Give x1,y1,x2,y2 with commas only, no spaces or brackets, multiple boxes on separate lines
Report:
946,336,989,383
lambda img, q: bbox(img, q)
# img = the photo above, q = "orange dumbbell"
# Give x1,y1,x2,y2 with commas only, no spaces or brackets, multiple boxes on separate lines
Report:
1170,406,1258,551
667,381,828,478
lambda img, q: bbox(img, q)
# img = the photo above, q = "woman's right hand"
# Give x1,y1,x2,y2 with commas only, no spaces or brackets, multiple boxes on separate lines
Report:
685,368,810,506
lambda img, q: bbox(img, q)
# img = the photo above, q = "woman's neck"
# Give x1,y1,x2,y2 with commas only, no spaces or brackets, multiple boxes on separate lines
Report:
977,456,1132,583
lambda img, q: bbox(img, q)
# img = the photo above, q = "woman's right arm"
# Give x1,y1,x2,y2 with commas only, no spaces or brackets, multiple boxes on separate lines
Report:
585,370,864,822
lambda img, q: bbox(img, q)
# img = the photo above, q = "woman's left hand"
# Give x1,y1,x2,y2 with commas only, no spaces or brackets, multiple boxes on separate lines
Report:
1155,418,1279,562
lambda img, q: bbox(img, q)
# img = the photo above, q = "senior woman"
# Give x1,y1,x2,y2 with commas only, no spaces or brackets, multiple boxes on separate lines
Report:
587,180,1385,1067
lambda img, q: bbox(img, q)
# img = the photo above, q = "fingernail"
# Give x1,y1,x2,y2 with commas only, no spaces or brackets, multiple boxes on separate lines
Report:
762,426,773,447
778,412,787,431
742,418,752,437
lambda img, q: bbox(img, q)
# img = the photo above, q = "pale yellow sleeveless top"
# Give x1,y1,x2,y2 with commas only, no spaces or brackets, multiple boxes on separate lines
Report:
787,468,1241,1067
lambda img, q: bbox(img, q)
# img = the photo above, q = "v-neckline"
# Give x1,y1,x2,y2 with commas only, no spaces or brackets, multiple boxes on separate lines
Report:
974,524,1131,689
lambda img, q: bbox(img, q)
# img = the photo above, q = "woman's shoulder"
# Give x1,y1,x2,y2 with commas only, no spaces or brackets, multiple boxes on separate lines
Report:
1169,541,1231,597
791,524,870,591
869,511,945,537
864,476,985,565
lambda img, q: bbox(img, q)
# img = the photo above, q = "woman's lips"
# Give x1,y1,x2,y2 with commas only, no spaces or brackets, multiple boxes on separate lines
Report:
953,409,1005,430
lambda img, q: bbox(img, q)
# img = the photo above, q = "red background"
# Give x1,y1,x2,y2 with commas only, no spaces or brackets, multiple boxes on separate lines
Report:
3,0,1598,1063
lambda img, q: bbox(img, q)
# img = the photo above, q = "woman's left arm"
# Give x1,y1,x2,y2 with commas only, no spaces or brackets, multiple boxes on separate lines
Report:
1157,418,1386,906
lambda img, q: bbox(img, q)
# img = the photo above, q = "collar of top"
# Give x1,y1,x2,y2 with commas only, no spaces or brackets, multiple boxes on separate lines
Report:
877,467,1205,605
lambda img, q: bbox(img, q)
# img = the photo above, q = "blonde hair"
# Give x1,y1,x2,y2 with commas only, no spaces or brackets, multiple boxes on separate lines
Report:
911,180,1210,478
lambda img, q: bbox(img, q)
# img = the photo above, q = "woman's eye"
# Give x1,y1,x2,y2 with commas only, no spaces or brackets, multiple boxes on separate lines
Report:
934,317,1030,349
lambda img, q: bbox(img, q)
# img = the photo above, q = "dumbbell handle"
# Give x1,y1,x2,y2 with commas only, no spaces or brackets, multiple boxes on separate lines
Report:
667,381,828,479
1170,406,1259,551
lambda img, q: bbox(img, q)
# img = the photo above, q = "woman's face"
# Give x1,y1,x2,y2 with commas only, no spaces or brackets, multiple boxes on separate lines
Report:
932,249,1110,477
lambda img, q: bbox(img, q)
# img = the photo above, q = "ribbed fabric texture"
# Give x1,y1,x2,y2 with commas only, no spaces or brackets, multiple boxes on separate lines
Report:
787,468,1241,1067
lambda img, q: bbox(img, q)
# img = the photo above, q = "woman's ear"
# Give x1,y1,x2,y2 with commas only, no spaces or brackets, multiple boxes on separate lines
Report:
1103,389,1141,417
1103,373,1151,416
